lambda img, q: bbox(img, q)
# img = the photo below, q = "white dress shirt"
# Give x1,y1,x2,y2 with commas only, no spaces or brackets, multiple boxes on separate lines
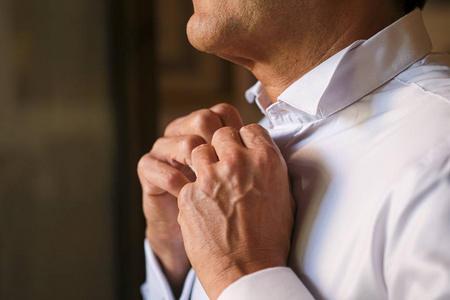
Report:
142,9,450,300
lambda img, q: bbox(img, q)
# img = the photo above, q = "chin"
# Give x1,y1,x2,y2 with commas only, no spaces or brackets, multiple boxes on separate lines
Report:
186,18,207,52
185,12,255,67
186,13,231,55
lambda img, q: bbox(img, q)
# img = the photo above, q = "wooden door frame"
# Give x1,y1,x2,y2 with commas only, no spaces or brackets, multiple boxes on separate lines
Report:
108,0,158,298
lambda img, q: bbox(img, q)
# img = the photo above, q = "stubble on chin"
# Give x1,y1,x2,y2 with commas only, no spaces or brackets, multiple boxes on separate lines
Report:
186,11,236,55
185,0,287,63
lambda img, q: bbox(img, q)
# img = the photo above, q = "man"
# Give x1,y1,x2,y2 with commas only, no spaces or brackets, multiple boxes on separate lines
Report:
138,0,450,298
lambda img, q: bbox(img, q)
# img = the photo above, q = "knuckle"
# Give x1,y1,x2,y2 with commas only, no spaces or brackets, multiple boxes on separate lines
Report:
212,102,238,116
151,137,165,151
181,135,205,154
212,126,238,144
190,144,203,159
137,153,152,173
192,109,221,131
191,144,216,165
191,143,209,154
214,126,236,138
137,155,163,194
193,108,214,122
164,116,184,136
242,123,263,132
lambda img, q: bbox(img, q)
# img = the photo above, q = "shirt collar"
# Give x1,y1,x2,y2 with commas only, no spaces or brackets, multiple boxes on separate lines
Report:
245,9,432,122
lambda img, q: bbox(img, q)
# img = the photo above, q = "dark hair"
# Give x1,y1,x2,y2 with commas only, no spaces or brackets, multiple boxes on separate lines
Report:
403,0,428,14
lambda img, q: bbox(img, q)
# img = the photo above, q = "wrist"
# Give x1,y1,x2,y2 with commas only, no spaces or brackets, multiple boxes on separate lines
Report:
147,232,190,272
155,251,190,298
146,230,191,297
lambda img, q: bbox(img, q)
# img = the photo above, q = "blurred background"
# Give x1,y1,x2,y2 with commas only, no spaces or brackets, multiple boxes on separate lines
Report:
0,0,448,299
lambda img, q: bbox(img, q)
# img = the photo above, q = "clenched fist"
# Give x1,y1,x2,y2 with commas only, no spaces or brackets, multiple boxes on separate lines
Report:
177,124,296,299
137,103,244,296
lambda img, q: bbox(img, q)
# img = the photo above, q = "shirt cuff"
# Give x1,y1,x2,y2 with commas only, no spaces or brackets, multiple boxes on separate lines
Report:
218,267,314,300
141,239,196,300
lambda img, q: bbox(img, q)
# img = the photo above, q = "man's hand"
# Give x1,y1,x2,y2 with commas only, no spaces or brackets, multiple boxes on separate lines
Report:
137,103,244,296
177,124,296,299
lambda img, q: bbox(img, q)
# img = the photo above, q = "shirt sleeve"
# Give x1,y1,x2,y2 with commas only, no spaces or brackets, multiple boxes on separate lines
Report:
384,142,450,299
141,239,196,300
218,267,315,300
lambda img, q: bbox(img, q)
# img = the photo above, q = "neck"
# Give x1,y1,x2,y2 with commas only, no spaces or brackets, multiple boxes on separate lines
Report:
224,1,403,103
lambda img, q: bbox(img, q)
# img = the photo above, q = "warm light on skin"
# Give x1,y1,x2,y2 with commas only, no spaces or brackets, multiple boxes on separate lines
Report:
187,0,403,103
182,1,404,297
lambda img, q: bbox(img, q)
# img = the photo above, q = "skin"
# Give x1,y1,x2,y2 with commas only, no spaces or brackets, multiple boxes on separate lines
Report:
138,103,246,297
138,0,404,298
178,124,295,299
138,105,294,299
187,0,403,102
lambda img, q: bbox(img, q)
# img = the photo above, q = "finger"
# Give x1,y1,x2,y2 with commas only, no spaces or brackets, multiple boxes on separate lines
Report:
191,144,218,172
138,154,191,197
209,103,244,130
164,109,224,143
211,126,244,159
239,124,278,149
151,135,205,166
